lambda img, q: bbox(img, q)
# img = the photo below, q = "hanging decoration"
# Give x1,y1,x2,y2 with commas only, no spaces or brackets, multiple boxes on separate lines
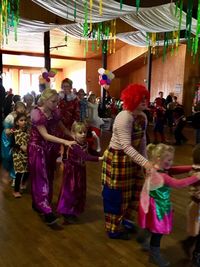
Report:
82,19,117,55
136,0,140,12
98,68,115,90
193,0,200,56
0,0,20,45
39,68,57,91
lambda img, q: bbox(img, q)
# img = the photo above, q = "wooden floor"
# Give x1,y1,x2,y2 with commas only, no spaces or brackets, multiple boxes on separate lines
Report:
0,126,196,267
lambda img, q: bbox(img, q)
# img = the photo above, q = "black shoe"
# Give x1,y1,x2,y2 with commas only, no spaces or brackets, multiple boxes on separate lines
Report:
44,212,58,225
32,203,43,215
192,251,200,267
63,214,78,224
108,231,131,240
180,237,196,258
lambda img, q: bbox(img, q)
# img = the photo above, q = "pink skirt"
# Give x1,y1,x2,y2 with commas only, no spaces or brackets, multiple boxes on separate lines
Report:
138,197,173,234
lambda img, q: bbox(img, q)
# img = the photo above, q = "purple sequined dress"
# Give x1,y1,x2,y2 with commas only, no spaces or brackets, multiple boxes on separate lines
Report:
57,143,99,216
28,107,61,214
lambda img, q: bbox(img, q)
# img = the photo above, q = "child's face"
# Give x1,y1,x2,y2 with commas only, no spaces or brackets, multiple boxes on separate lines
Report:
158,152,174,170
74,129,87,144
17,116,27,129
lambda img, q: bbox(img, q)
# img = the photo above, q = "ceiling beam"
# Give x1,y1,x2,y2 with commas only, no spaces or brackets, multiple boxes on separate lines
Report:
19,0,72,24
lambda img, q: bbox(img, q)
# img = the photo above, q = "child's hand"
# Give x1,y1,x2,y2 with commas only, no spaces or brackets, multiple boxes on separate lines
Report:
98,156,104,161
194,172,200,179
63,140,76,148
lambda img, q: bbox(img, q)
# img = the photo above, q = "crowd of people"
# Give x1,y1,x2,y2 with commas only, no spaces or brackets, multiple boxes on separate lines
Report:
0,81,200,267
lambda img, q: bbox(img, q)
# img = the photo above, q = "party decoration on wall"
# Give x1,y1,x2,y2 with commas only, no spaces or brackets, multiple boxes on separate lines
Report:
98,68,115,90
0,0,20,45
39,68,57,91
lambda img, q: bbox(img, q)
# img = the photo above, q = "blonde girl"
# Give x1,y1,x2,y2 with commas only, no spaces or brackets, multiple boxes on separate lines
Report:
139,143,200,267
57,121,103,224
28,88,76,227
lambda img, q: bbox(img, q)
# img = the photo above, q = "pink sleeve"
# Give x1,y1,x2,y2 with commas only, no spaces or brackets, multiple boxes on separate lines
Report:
169,165,192,175
163,173,199,188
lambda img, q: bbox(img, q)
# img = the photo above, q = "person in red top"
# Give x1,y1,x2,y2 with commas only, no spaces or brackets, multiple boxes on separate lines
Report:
58,78,80,131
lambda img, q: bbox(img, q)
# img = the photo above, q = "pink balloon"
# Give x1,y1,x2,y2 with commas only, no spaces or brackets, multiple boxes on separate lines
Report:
100,79,106,85
48,71,56,78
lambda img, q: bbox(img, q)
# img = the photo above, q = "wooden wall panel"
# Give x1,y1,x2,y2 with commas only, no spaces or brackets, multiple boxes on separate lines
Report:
86,59,102,96
151,45,186,103
183,51,200,115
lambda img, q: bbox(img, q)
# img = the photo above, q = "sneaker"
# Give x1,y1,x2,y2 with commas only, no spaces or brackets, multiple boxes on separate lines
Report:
44,213,58,225
122,219,138,234
13,192,22,198
63,214,78,224
11,180,15,187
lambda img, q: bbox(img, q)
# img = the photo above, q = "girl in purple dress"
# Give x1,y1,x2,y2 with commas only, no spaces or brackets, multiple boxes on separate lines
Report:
139,143,200,267
28,89,76,226
57,121,103,224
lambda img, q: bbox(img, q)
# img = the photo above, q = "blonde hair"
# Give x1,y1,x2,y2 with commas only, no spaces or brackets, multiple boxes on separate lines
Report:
14,101,26,111
71,121,87,134
39,89,58,105
88,93,96,103
147,143,175,162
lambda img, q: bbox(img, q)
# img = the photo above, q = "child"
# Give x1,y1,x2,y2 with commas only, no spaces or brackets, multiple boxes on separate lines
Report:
57,121,103,224
1,101,26,184
139,143,200,267
12,113,29,198
180,144,200,266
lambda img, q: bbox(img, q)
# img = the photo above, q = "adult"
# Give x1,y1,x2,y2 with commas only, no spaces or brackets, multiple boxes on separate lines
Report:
154,91,166,108
58,78,80,130
28,89,76,226
101,84,152,240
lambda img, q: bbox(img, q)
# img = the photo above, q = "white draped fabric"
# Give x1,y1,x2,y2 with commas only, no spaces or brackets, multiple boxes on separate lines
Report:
121,3,197,35
32,0,137,23
11,2,198,47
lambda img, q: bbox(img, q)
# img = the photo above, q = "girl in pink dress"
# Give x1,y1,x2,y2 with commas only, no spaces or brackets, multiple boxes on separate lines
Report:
139,143,200,267
28,89,76,227
57,121,103,224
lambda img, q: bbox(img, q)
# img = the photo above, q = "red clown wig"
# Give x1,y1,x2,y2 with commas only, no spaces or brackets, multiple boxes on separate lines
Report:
120,84,150,111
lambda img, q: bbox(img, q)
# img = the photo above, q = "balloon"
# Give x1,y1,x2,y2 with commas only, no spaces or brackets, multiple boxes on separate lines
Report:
109,73,115,80
42,72,49,79
46,78,50,83
48,71,56,78
102,74,107,80
100,80,106,85
98,68,105,75
107,79,111,85
104,70,109,75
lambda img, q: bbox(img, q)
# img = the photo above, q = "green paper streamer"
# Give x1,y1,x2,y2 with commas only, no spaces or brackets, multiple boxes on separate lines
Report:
194,0,200,55
178,0,183,45
74,1,77,20
185,0,194,51
136,0,140,12
120,0,123,11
